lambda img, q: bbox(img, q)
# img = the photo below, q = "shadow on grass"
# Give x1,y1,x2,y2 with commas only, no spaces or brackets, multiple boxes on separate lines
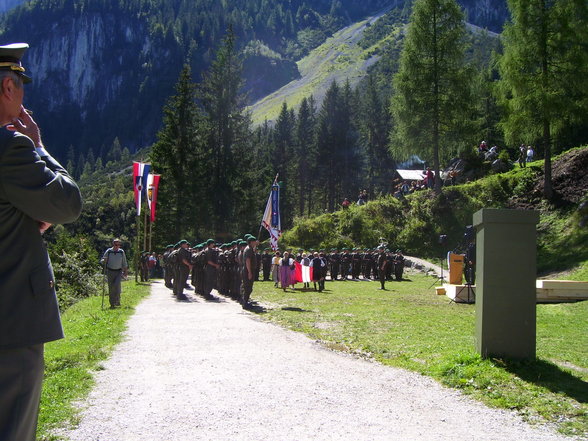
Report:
244,302,268,313
504,358,588,403
281,306,311,313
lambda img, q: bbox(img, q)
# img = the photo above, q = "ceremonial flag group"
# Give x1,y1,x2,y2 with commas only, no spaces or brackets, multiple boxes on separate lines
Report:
133,161,160,221
261,180,282,250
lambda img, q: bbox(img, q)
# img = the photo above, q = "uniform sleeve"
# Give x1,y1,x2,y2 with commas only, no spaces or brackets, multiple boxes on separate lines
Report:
0,134,82,224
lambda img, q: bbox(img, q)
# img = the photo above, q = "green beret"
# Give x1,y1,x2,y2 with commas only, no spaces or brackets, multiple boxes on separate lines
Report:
247,236,257,243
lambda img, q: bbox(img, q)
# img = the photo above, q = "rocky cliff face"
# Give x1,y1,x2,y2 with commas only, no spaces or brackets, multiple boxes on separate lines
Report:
0,0,25,14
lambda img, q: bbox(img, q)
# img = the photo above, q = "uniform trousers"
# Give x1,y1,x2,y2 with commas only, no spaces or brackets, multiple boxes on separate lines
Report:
241,274,253,305
0,344,44,441
174,265,190,297
106,268,123,307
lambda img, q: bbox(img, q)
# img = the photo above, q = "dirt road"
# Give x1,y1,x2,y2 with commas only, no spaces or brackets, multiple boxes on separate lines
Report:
62,281,571,441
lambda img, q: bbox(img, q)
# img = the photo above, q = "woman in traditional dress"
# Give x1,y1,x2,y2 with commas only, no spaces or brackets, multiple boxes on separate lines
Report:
271,251,281,287
279,251,294,291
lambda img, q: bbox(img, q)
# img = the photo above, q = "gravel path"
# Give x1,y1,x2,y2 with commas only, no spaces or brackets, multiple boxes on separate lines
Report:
62,281,573,441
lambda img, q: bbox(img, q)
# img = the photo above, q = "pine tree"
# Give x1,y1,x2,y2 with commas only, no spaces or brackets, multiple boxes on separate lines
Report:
150,64,208,241
359,73,393,197
496,0,588,199
199,26,249,233
391,0,474,193
294,96,317,216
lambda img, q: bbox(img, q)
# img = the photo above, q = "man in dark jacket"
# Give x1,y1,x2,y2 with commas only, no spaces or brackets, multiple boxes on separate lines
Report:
0,43,82,441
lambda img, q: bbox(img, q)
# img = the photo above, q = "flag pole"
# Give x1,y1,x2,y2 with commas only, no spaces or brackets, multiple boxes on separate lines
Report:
135,212,140,283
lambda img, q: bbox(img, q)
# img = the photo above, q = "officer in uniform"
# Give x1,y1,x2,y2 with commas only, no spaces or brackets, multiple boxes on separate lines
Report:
0,43,82,441
377,247,388,290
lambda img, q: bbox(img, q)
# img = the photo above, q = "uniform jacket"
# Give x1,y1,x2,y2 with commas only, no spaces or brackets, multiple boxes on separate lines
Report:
0,128,82,349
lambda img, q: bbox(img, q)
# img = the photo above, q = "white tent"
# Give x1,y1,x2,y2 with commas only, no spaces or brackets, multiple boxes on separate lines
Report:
396,169,425,181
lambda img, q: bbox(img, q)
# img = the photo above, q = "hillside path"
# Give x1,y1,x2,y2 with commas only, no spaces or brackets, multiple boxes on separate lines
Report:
62,281,571,441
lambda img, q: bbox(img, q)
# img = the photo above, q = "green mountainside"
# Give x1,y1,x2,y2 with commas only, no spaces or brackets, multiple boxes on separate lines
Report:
0,0,507,161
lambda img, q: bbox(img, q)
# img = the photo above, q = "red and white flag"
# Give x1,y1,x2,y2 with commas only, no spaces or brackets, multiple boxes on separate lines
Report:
132,161,150,216
147,174,161,222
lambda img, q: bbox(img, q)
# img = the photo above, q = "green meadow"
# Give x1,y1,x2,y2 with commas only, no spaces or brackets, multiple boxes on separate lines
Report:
251,275,588,437
38,282,151,441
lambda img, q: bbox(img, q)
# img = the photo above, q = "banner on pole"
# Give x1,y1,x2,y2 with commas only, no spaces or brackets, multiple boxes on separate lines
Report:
133,161,151,216
147,174,161,222
261,181,282,250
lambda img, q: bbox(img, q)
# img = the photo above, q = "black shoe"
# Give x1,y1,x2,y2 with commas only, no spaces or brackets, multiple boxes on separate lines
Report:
177,294,188,301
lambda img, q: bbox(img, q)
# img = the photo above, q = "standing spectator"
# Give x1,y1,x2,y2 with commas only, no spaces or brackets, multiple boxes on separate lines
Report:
0,42,82,441
272,250,281,287
518,144,527,168
148,252,157,278
423,167,435,189
310,252,327,292
341,198,351,209
261,249,272,281
102,239,129,308
279,251,294,291
526,145,534,163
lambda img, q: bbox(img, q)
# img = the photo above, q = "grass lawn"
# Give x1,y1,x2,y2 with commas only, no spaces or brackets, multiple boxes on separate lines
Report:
38,281,151,441
251,272,588,437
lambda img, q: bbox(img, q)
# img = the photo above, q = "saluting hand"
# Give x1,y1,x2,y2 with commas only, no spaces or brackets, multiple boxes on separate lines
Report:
38,221,52,234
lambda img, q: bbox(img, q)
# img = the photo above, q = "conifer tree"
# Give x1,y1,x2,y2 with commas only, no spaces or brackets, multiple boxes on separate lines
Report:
359,74,393,197
294,96,317,216
199,26,249,233
150,64,208,240
496,0,588,199
391,0,474,193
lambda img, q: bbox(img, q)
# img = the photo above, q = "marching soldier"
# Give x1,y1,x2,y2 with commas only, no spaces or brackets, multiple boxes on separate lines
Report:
173,240,192,300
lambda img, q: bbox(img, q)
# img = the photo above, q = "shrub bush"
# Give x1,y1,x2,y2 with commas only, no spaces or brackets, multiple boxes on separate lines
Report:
47,228,102,310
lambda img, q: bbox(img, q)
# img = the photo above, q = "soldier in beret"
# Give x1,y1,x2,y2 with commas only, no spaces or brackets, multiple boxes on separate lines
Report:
241,236,258,307
173,240,192,300
204,239,219,297
0,43,82,441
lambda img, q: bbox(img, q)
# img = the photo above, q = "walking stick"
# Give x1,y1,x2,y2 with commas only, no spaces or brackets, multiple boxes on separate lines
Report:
101,259,107,310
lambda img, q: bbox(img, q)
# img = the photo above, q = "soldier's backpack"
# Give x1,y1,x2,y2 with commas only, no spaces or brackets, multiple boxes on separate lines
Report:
167,249,179,265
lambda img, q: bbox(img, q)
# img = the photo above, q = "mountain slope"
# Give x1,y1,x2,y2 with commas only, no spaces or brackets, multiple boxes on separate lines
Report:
249,5,396,124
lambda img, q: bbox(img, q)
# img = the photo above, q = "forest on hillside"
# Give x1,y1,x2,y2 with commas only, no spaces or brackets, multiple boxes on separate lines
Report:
38,0,588,310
